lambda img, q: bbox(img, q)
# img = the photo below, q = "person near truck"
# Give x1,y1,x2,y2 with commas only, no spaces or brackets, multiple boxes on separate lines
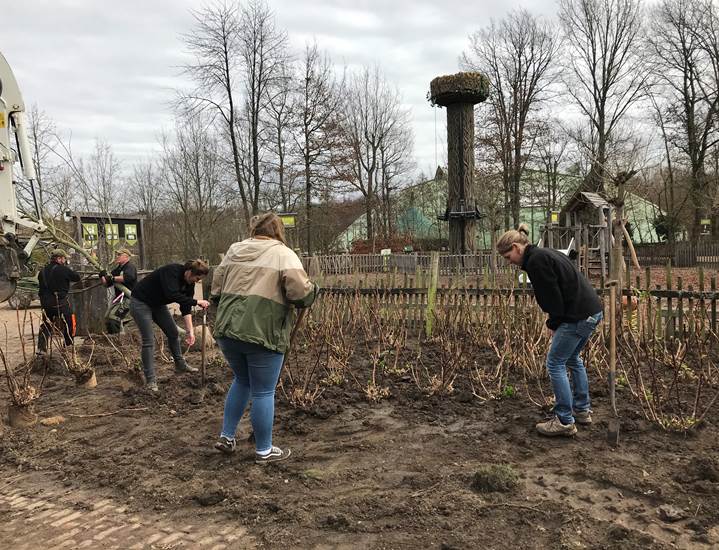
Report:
129,259,210,392
497,223,603,437
211,213,317,464
100,248,138,334
101,248,137,296
37,249,81,354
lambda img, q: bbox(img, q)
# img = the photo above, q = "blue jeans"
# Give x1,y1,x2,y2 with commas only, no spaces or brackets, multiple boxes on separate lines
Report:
217,337,284,453
547,312,603,425
129,297,184,383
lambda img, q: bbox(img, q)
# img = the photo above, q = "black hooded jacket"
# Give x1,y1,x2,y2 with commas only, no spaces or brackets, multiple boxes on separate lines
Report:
38,262,81,308
521,245,603,330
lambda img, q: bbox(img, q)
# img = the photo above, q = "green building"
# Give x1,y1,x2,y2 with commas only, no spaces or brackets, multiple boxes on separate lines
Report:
336,168,663,250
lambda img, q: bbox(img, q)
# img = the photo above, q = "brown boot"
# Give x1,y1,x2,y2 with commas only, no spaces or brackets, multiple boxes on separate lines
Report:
536,416,577,437
573,410,592,425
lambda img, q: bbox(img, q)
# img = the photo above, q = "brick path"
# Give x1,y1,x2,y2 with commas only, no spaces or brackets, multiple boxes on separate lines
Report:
0,471,254,549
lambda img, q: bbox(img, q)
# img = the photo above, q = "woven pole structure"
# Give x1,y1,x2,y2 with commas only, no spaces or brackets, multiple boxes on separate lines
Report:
429,72,489,253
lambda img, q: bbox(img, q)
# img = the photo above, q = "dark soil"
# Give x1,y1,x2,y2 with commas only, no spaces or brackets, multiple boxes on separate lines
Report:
1,327,719,549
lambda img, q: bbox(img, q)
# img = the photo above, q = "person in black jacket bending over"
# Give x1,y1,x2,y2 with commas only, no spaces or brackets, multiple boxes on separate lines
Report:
130,259,210,392
38,249,81,354
497,224,603,437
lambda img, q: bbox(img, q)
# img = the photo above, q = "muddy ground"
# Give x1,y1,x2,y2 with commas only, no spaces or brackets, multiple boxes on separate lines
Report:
1,304,719,549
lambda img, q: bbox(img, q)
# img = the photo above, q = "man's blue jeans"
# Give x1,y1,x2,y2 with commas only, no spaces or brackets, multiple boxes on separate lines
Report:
217,337,284,454
546,312,603,425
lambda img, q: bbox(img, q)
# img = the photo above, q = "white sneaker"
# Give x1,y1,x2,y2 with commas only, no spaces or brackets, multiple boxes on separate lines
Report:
255,446,291,464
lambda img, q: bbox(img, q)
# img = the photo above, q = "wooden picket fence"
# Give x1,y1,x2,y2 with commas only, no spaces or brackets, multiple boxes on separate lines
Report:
303,251,514,276
316,263,719,338
633,241,719,268
303,243,719,278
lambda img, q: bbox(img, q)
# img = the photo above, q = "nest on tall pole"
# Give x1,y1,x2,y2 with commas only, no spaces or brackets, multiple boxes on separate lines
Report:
429,72,490,107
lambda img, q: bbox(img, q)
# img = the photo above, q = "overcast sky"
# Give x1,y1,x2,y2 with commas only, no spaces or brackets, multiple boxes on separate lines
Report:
4,0,556,178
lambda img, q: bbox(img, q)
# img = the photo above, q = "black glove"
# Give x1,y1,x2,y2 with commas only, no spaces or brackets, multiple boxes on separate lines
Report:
99,270,108,279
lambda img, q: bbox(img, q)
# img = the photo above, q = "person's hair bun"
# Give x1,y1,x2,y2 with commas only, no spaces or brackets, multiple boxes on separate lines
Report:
517,223,530,236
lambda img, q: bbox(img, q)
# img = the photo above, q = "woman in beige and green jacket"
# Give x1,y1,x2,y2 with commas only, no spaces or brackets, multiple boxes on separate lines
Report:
211,213,317,463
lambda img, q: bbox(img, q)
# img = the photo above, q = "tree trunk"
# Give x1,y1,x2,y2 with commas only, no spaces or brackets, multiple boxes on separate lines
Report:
305,156,312,255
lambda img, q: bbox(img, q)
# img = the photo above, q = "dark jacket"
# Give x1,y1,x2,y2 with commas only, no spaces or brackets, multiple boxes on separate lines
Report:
131,263,197,315
111,261,137,293
521,245,603,331
38,262,81,308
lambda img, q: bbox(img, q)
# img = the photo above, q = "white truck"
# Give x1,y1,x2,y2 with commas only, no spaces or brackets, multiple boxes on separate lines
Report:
0,51,45,302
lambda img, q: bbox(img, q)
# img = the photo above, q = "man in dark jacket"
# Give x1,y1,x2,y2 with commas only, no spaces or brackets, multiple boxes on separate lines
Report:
101,248,138,334
129,260,210,392
38,249,81,353
102,248,137,297
498,225,603,437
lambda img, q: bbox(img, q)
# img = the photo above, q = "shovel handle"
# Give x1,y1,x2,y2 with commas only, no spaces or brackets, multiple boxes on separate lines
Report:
200,309,207,387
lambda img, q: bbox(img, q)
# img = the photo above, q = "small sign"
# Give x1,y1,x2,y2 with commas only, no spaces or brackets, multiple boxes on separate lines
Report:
701,218,711,235
380,248,392,256
279,212,297,228
82,223,98,247
550,211,559,225
124,224,138,245
105,223,119,244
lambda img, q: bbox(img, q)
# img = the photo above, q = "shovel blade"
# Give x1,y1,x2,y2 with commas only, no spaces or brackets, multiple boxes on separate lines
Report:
607,417,620,447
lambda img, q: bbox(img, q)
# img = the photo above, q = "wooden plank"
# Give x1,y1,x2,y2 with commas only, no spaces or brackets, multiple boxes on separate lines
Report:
645,266,652,340
666,262,674,338
677,276,684,340
712,275,717,334
425,251,440,337
688,282,695,338
699,267,705,337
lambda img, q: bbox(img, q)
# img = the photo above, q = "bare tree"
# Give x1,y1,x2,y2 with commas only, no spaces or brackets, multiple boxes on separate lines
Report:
264,59,299,213
25,104,60,214
181,1,251,228
534,119,573,212
127,161,165,266
293,41,342,254
239,0,289,215
337,66,412,247
47,136,122,215
377,120,414,238
463,9,561,228
160,113,229,258
648,0,719,238
559,0,648,193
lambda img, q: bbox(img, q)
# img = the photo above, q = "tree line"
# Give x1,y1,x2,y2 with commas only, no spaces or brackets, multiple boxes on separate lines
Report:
19,0,719,267
464,0,719,243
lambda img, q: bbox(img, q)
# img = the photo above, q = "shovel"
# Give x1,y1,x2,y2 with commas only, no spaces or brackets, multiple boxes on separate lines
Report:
201,308,208,387
189,308,208,405
606,280,620,447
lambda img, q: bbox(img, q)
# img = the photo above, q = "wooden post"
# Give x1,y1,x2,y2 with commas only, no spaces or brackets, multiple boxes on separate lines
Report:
699,267,705,337
711,275,717,334
425,251,440,337
666,262,674,339
645,266,652,340
677,276,684,340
